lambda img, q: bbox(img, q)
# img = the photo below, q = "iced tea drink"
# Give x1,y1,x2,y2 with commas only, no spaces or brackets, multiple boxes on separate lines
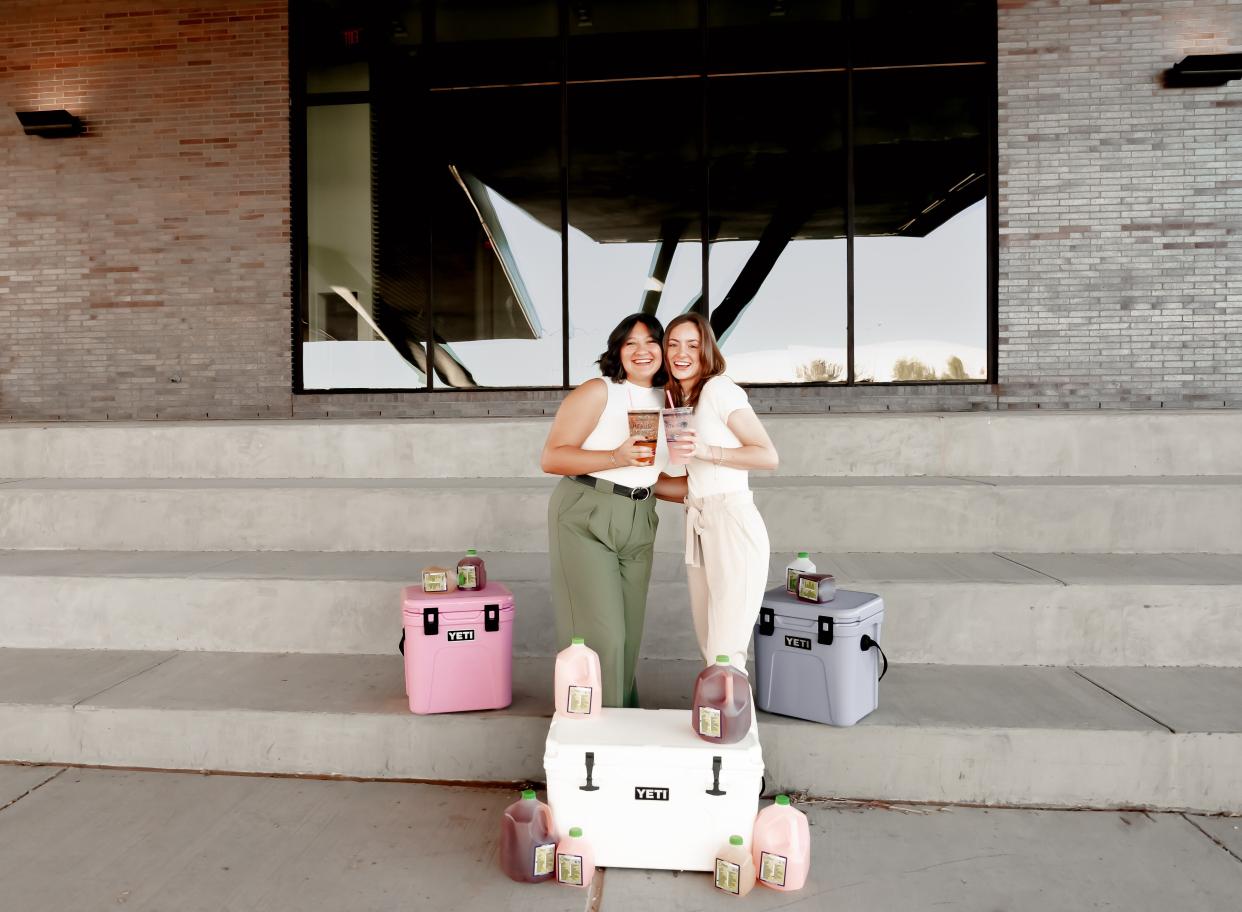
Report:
500,790,557,883
691,655,753,745
627,409,660,466
662,406,694,465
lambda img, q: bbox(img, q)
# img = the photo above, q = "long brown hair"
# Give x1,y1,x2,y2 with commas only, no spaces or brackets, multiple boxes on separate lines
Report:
663,312,726,409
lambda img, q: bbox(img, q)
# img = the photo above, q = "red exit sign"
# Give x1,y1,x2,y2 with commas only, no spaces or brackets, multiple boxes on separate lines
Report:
342,28,361,46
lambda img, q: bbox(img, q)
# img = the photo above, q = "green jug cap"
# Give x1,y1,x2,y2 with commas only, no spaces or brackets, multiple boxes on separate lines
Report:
775,794,790,806
729,835,744,846
572,637,585,646
521,789,536,800
716,654,730,664
569,827,583,838
467,549,477,555
798,551,809,558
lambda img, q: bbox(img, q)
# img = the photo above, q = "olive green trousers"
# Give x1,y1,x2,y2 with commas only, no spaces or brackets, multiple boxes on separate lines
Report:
548,476,658,708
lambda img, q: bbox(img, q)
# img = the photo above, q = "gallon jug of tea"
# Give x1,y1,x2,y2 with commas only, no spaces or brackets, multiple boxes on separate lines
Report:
752,794,810,891
555,827,595,888
456,549,487,591
784,552,815,594
500,790,557,883
691,656,752,744
554,638,603,718
714,835,756,896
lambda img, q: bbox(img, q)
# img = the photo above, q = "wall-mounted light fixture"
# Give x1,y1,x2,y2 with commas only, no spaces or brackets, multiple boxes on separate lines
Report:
15,109,83,137
1164,53,1242,88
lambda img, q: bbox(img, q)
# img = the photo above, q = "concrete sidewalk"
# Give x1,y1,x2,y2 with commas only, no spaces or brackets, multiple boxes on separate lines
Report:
2,765,1239,911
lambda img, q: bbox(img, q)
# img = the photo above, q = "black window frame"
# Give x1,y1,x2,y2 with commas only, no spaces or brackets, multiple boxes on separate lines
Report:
290,0,998,395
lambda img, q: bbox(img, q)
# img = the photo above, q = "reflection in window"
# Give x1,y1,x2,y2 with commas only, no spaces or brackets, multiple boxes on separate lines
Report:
854,67,988,382
567,79,702,385
707,73,847,384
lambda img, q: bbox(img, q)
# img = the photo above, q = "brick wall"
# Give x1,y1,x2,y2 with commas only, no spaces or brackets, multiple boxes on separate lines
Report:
0,0,291,420
1,1,1239,421
996,0,1242,408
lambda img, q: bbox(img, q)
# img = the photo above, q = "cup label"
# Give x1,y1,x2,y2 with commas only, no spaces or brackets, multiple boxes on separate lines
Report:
698,706,722,738
533,843,556,877
567,685,593,714
557,852,583,886
760,851,788,887
715,858,741,894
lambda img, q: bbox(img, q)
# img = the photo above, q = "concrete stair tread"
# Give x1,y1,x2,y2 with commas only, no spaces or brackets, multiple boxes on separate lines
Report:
7,474,1242,490
5,648,1242,810
1,647,1226,733
5,549,1242,585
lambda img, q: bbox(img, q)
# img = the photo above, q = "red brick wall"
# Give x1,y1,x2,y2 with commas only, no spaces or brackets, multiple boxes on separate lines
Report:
0,0,291,419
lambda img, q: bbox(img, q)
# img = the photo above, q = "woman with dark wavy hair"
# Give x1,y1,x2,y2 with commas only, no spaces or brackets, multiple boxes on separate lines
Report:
540,313,685,707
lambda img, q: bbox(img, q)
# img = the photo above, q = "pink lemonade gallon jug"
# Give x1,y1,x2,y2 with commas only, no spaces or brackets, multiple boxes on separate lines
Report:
555,827,595,888
714,835,756,897
752,795,810,891
456,549,487,591
691,655,752,744
500,790,557,884
554,638,603,718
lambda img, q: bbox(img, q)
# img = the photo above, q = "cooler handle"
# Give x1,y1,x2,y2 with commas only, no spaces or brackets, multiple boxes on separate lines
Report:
423,606,439,636
484,604,500,632
758,607,774,637
861,635,888,681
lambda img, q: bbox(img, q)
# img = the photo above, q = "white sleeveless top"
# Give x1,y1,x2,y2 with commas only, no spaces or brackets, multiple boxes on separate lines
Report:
582,378,668,487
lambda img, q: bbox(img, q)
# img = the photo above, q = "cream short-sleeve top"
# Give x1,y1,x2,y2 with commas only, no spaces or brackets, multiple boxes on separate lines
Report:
685,375,752,499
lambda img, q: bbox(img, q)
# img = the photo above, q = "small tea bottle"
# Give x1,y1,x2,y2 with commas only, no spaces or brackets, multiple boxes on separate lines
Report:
457,549,487,591
714,835,756,897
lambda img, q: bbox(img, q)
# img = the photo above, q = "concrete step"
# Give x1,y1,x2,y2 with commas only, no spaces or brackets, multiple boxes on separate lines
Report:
5,411,1242,478
3,550,1242,666
3,475,1242,554
1,648,1239,813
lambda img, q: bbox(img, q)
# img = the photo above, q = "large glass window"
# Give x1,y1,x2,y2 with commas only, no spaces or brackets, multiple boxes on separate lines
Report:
295,1,994,391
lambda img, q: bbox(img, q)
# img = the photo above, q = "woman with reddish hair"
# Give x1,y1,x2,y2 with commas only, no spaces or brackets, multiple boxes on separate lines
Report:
663,312,778,671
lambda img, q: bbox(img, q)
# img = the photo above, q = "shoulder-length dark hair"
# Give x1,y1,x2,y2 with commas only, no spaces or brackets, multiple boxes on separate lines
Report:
664,312,726,409
597,313,668,385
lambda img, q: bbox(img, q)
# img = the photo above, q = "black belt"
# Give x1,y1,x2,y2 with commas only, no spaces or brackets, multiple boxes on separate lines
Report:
570,474,652,502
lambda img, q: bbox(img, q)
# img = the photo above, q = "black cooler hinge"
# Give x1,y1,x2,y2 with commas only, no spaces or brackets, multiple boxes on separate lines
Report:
423,606,439,636
818,615,833,645
484,604,500,632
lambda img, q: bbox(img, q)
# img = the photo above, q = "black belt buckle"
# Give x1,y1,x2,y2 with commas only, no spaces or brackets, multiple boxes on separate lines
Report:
630,486,651,502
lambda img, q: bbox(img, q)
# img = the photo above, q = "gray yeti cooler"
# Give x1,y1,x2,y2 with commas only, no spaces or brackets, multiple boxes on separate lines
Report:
753,586,887,727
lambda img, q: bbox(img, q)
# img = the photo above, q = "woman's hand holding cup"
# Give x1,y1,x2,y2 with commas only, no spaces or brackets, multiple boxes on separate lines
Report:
612,435,655,468
668,427,697,465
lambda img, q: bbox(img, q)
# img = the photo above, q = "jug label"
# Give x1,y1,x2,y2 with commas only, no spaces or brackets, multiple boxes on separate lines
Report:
759,851,788,887
557,852,583,886
784,635,812,651
422,571,448,592
567,685,593,714
698,706,722,739
786,569,799,592
714,858,741,894
458,565,477,588
533,842,556,877
447,629,475,642
797,577,819,601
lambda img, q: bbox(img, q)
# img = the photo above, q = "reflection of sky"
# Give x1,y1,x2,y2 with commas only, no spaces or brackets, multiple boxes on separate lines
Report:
443,188,986,387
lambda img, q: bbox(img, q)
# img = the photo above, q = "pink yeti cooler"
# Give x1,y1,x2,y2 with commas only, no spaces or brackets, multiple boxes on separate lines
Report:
401,581,514,714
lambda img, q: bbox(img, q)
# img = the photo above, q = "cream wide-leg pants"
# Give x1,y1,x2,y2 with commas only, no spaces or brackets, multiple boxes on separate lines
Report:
684,491,771,670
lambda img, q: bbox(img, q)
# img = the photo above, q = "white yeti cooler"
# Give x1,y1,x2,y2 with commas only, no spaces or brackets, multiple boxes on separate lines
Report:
543,708,764,871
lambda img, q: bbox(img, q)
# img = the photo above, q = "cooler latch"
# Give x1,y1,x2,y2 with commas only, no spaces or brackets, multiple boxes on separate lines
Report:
580,751,599,792
758,607,775,637
484,604,500,632
818,615,833,645
705,756,726,797
422,606,439,636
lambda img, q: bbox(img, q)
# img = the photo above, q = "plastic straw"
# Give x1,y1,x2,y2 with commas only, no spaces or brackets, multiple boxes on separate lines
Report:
666,389,675,409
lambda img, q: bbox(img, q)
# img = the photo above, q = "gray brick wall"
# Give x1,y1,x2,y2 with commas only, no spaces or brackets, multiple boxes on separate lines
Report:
996,0,1242,408
2,0,1239,421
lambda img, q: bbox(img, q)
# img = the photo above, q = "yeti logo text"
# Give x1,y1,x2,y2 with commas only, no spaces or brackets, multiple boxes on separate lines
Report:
446,630,475,642
785,635,812,650
634,787,670,801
